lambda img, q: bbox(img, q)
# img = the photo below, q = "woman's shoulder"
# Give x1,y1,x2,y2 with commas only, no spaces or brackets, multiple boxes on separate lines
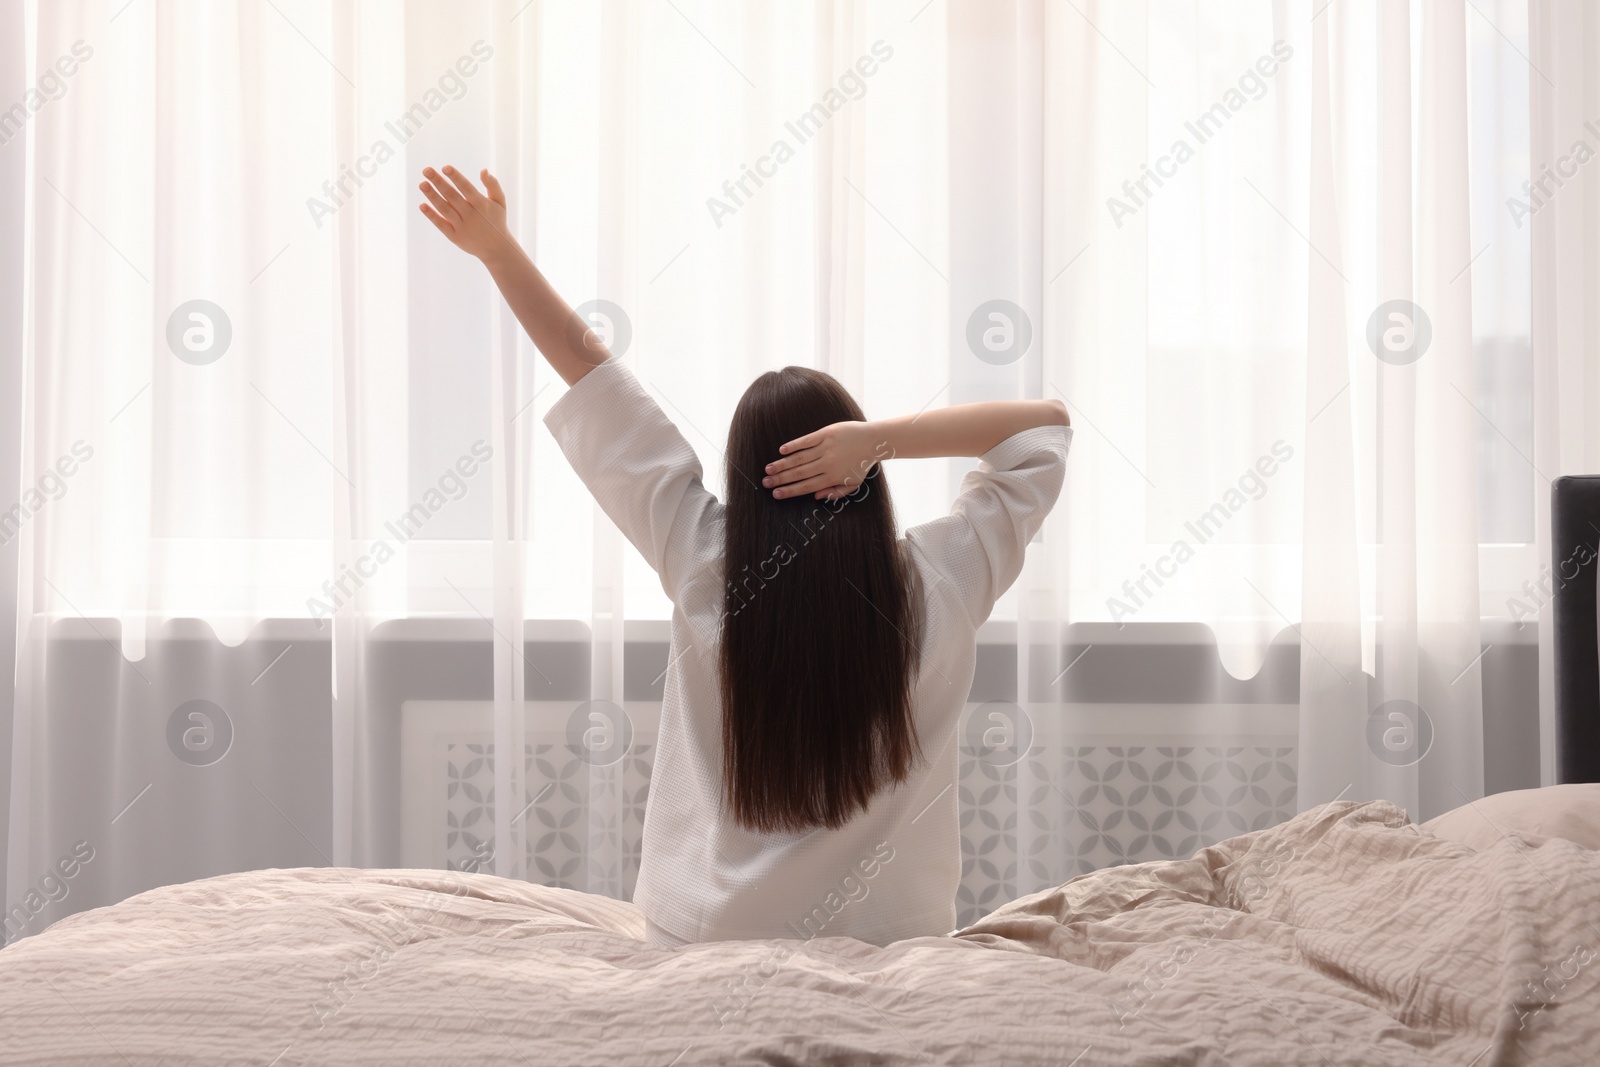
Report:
896,535,965,642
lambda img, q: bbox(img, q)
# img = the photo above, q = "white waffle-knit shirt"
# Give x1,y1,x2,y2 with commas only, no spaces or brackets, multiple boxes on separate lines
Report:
544,358,1071,946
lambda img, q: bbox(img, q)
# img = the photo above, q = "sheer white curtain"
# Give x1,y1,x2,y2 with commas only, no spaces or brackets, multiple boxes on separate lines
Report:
1299,0,1494,820
5,0,1596,935
1529,0,1600,785
964,0,1557,920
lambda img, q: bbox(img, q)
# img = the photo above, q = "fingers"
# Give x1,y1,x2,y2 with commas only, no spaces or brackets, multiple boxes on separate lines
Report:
441,164,484,203
419,178,458,221
779,431,819,455
763,450,815,478
764,459,823,489
418,202,455,236
772,473,837,499
481,169,506,206
423,166,469,209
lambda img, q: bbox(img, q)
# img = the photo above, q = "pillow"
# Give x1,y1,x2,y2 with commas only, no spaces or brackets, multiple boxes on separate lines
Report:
1422,783,1600,851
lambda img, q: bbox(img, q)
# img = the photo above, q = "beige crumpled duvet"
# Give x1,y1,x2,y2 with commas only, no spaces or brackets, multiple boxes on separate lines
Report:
0,800,1595,1065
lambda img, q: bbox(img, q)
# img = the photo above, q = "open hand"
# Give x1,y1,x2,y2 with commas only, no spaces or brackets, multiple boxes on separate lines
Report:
763,421,889,501
418,166,513,262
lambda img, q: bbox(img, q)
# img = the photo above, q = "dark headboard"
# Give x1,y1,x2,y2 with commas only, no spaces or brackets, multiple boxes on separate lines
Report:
1552,476,1600,783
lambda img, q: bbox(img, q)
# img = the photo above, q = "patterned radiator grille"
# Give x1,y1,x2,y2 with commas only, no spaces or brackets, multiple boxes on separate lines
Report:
423,718,1296,928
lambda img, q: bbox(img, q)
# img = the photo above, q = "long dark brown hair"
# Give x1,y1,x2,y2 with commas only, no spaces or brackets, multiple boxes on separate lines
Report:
719,366,923,833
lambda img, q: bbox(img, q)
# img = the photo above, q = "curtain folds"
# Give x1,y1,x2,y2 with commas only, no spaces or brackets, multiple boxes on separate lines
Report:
1529,0,1600,786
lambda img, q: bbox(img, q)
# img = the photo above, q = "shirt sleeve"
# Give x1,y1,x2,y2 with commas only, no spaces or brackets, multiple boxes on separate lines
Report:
542,359,722,602
903,424,1072,628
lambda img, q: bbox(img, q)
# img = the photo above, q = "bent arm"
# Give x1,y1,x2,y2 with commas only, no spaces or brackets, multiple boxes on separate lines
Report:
766,398,1068,500
872,399,1068,460
904,425,1072,626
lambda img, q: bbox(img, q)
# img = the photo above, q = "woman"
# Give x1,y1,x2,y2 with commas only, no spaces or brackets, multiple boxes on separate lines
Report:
419,165,1071,947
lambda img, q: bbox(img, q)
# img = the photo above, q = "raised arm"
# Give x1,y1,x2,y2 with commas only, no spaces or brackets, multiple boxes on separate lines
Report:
417,165,603,387
418,165,724,606
764,399,1069,500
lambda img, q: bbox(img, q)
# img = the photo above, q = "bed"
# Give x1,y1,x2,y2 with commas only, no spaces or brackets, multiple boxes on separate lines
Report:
0,794,1595,1065
5,486,1600,1065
